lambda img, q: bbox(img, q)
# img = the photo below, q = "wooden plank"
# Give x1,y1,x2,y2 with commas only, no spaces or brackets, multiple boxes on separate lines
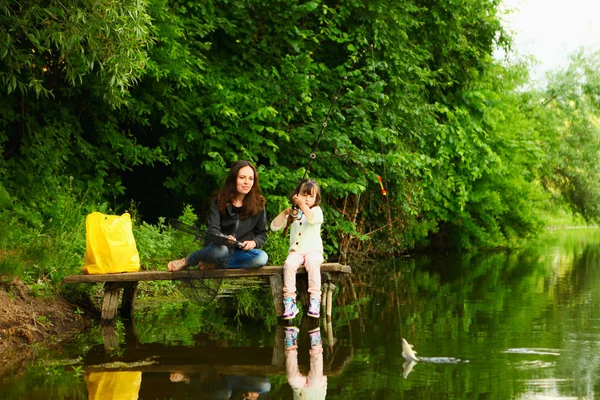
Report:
64,263,351,284
101,282,121,324
83,344,353,377
85,362,348,377
269,274,284,317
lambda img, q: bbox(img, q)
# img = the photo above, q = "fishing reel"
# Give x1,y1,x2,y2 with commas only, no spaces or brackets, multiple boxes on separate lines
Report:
290,205,304,220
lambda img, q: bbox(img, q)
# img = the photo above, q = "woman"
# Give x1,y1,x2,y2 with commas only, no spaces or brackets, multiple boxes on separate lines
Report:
168,160,268,270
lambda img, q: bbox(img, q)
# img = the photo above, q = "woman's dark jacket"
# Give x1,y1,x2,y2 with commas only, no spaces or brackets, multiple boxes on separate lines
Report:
206,197,268,248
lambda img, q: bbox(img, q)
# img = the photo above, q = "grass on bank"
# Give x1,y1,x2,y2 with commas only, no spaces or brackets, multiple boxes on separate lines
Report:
541,205,590,229
0,194,291,323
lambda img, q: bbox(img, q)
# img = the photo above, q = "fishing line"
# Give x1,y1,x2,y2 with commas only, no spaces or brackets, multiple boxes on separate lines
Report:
169,218,244,249
368,42,393,235
289,44,374,221
169,219,241,303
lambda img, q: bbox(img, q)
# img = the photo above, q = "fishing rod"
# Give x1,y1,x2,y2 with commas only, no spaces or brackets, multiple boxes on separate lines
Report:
289,44,373,220
169,218,244,248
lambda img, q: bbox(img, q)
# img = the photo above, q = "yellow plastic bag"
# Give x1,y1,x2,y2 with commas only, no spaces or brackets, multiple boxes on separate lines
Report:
85,371,142,400
83,212,140,274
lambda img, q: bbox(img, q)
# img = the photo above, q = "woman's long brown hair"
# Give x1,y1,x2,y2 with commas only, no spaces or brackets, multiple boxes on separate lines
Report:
216,160,265,218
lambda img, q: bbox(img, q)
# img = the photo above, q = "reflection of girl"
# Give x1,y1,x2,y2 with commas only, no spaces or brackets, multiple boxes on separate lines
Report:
270,180,324,319
168,160,268,271
284,326,327,400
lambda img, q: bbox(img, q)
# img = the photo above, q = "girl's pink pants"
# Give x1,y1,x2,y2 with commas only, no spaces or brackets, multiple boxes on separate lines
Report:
283,251,324,299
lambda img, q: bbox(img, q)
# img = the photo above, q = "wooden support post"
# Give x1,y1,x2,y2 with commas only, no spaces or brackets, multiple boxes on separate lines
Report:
272,325,285,367
321,285,327,315
124,320,139,345
270,275,284,317
324,316,335,353
326,282,335,318
296,276,309,310
120,282,138,320
321,271,332,317
101,282,121,325
101,325,119,351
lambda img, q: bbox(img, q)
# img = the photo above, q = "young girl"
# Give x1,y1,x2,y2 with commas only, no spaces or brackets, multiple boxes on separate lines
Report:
270,179,324,319
168,160,269,271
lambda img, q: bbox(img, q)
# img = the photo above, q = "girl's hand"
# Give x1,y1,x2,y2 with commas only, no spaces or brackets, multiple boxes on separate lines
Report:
283,207,292,216
241,240,256,251
292,194,303,207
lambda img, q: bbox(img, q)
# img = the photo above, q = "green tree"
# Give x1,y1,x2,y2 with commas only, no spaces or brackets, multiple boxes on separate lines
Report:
426,59,548,249
0,0,152,103
538,50,600,223
0,0,165,217
2,0,558,265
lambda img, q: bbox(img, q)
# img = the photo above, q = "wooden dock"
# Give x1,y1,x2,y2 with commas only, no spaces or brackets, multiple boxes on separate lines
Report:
64,263,351,323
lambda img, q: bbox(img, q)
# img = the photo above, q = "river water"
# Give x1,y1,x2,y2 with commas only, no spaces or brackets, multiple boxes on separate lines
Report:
2,228,600,399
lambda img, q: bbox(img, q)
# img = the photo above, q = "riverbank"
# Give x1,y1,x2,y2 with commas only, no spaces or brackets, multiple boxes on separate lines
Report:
0,278,90,377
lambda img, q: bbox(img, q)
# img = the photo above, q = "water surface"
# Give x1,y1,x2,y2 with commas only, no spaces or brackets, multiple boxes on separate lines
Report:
2,228,600,399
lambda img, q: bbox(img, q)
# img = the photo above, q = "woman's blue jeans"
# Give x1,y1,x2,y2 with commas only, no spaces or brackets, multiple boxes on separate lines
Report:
186,244,268,269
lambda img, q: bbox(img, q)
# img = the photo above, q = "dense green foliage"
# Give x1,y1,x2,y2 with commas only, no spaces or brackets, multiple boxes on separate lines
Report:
537,51,600,221
2,0,600,288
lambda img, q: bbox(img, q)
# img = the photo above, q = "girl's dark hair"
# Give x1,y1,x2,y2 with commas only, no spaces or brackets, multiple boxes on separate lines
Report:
282,179,322,233
216,160,265,217
297,179,321,208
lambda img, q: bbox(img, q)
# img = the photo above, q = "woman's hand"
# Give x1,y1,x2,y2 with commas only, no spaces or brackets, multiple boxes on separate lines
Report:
240,240,257,251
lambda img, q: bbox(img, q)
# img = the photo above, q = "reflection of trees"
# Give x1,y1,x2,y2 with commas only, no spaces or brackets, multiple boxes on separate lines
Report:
334,230,600,399
552,235,600,399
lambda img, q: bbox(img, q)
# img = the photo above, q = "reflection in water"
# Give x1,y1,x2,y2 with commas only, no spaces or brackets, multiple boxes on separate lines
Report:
503,348,561,356
284,325,328,399
400,336,466,379
331,229,600,399
402,359,417,379
169,371,271,399
76,316,351,399
3,229,600,399
85,371,142,400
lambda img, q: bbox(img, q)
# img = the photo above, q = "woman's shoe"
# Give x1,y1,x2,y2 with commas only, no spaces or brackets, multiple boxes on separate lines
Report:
198,262,216,271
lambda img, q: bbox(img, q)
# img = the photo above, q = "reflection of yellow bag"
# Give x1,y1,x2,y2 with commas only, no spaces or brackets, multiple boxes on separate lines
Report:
85,371,142,400
83,212,140,274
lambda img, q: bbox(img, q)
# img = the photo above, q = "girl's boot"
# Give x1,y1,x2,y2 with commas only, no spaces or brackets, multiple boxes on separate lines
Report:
283,296,299,320
308,296,321,318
